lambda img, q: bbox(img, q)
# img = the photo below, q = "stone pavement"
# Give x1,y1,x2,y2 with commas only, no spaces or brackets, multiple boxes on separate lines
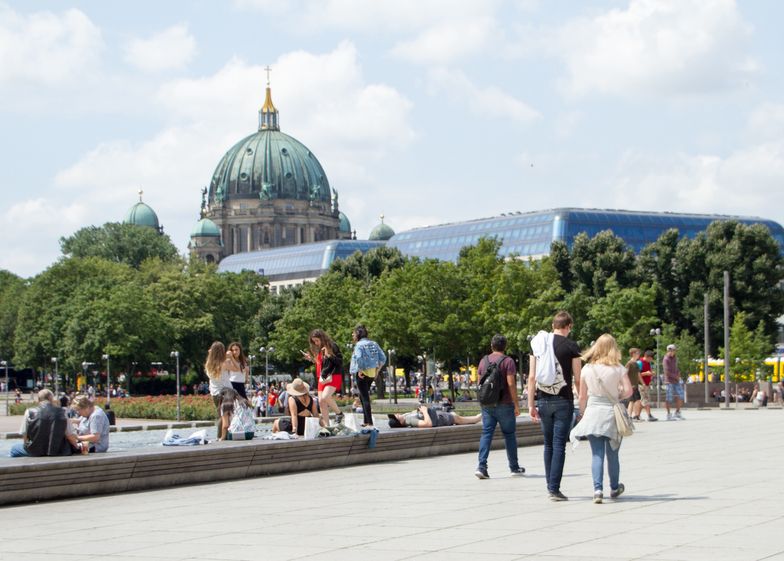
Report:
0,408,782,561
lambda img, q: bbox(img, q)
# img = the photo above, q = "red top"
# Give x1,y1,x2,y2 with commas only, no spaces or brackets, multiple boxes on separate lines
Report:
639,358,653,385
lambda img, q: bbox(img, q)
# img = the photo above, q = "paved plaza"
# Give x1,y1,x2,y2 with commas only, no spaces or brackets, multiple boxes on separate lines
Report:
0,408,782,561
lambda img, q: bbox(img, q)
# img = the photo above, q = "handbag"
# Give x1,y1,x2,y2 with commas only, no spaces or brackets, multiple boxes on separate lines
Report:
598,377,634,437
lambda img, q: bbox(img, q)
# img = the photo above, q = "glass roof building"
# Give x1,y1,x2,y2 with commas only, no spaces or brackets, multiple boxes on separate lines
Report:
218,239,385,291
387,208,784,262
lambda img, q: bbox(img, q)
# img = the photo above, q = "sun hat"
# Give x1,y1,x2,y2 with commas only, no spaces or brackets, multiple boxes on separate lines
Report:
666,344,677,351
286,378,310,396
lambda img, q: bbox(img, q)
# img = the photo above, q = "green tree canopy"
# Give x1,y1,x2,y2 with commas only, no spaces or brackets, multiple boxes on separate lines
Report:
60,222,179,269
0,270,26,361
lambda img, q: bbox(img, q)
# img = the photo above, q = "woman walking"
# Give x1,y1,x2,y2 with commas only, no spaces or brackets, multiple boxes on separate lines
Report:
302,329,344,426
205,341,230,437
349,324,386,427
570,334,633,504
225,341,250,399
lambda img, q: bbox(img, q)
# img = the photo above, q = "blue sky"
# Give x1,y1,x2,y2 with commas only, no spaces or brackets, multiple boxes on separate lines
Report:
2,0,783,277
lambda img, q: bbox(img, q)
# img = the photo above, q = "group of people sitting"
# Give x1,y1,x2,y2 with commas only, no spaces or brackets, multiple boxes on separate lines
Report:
9,389,111,457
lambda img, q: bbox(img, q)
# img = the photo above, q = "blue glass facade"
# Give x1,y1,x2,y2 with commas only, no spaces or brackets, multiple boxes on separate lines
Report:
218,240,385,280
387,208,784,262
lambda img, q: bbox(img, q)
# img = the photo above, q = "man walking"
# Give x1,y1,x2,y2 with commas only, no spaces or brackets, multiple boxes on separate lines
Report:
638,350,658,421
625,348,643,420
663,344,685,420
475,334,525,479
528,311,582,501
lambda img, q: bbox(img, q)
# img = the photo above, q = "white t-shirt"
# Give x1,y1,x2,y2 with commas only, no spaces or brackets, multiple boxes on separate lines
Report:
208,372,230,396
582,363,626,399
227,369,244,384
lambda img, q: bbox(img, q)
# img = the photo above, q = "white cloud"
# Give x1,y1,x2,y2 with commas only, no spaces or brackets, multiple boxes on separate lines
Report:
427,67,539,124
0,4,102,85
391,17,497,65
555,0,757,98
746,102,784,143
124,24,196,73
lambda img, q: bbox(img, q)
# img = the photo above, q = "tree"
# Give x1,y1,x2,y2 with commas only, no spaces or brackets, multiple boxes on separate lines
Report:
584,278,659,352
0,270,25,361
329,245,406,282
60,222,179,269
719,311,774,381
569,231,639,297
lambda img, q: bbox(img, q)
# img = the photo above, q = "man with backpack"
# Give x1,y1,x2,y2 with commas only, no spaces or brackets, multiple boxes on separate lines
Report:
475,334,525,479
528,311,582,501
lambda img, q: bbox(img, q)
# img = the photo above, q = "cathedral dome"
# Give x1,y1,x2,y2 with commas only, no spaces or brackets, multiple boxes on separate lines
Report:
369,215,395,241
124,191,160,231
208,85,331,207
339,212,351,234
191,217,221,238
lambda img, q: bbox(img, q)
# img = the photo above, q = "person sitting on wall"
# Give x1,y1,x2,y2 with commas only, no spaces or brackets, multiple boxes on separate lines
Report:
217,387,255,441
72,394,111,453
387,404,481,428
9,389,79,457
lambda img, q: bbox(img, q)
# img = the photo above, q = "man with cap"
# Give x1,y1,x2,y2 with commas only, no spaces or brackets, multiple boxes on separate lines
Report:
663,344,685,420
388,405,480,428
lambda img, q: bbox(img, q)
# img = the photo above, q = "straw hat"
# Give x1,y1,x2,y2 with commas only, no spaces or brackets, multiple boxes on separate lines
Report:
286,378,310,396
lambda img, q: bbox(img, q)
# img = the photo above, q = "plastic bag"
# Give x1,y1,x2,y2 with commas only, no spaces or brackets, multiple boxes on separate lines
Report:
303,417,321,440
343,413,360,433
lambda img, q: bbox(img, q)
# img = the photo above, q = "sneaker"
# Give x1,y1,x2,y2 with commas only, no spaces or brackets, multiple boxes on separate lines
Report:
610,483,625,499
510,467,526,476
674,411,684,420
549,491,569,501
648,415,658,422
474,468,489,479
666,413,673,421
593,491,603,504
632,416,641,421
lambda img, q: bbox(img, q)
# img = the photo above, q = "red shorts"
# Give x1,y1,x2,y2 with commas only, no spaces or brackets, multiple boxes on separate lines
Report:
318,374,342,393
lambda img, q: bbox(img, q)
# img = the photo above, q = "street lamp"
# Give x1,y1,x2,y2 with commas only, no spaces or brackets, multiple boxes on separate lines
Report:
1,360,8,415
51,357,59,396
101,354,111,403
170,351,181,421
650,328,662,409
259,346,274,391
388,349,397,404
248,355,256,389
81,361,95,393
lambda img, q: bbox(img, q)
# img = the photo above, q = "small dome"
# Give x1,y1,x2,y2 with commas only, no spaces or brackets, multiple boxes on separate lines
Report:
124,201,160,230
369,215,395,241
339,212,351,234
191,218,221,238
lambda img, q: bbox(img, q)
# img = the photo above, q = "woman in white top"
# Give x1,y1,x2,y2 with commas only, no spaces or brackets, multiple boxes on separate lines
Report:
225,341,250,399
570,334,633,504
205,341,230,436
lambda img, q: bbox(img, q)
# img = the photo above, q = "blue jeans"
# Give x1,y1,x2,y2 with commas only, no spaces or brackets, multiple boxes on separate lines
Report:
587,435,621,491
477,404,519,471
9,443,29,457
537,397,573,493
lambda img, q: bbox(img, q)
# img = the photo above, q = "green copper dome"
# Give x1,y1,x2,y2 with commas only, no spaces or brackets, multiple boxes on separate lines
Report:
369,216,395,241
191,217,221,238
209,129,331,205
339,212,351,234
124,200,160,230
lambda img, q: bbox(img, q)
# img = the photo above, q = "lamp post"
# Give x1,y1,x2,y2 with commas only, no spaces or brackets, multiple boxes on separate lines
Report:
170,351,180,421
1,360,8,415
650,328,661,409
51,357,59,396
101,354,111,404
248,355,256,389
388,349,397,404
81,361,94,393
259,347,274,391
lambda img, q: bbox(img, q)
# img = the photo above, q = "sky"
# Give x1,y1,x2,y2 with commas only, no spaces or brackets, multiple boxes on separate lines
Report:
2,0,783,278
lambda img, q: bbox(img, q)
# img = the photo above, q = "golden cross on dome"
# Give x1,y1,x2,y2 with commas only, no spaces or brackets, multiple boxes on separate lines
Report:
264,65,272,86
138,188,144,202
380,213,385,223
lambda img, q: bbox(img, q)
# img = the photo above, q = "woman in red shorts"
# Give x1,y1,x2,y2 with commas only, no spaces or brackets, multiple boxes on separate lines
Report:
302,329,344,427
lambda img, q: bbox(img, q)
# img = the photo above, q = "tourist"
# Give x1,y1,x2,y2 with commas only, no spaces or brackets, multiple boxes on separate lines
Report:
225,341,250,399
302,329,344,426
476,333,525,480
388,405,480,428
252,389,266,417
272,417,293,434
217,387,255,441
285,378,318,437
638,350,658,421
9,389,78,457
663,344,684,420
625,348,643,420
349,324,386,427
528,311,582,500
205,341,230,436
570,334,633,504
72,394,111,453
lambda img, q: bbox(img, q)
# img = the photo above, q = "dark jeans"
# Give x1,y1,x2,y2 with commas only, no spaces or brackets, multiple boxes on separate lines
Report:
477,404,520,471
356,374,373,425
537,396,573,493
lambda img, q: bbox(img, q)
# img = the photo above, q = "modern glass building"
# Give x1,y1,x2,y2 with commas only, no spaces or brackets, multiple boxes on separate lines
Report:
387,208,784,262
218,239,385,291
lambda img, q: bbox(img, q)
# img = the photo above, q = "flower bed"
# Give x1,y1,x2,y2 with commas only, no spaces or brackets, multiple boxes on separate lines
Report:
10,396,217,421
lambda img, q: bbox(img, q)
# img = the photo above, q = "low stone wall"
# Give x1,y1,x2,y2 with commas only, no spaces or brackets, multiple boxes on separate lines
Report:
0,420,543,506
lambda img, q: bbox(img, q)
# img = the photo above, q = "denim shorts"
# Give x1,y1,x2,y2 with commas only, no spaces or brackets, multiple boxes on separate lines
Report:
666,383,684,402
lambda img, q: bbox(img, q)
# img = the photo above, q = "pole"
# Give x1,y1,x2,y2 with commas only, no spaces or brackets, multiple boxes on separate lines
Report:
2,361,8,416
102,354,111,404
655,333,661,409
723,270,731,409
52,357,59,396
704,292,710,405
175,353,181,421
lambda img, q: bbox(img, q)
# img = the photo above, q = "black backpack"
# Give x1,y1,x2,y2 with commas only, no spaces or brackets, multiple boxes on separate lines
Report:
477,355,508,406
